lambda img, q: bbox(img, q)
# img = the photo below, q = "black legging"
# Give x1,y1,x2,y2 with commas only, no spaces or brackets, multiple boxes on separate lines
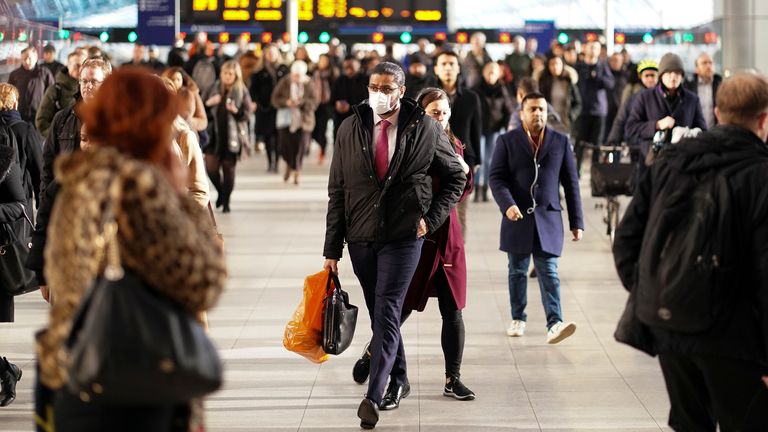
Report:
205,154,236,207
400,268,465,378
312,103,333,156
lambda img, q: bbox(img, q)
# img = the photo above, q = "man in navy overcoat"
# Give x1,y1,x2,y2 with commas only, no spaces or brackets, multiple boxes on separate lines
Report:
489,92,584,344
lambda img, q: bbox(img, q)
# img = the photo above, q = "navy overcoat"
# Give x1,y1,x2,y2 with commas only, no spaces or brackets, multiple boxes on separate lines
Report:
489,126,584,256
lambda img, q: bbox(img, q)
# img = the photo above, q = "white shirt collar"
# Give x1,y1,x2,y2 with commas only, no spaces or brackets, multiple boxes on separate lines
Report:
373,104,400,128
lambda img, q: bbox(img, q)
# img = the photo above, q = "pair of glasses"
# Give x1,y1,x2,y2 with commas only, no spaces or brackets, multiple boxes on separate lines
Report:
367,85,400,95
79,79,103,88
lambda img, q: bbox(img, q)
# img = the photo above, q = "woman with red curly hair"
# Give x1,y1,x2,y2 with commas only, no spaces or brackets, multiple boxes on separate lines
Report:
35,68,227,431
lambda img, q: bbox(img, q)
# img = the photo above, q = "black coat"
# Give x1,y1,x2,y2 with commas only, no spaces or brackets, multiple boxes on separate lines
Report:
625,85,708,156
404,74,438,100
473,80,516,134
0,110,43,205
324,98,466,259
613,125,768,364
8,65,55,122
250,64,289,137
0,145,26,322
439,81,482,167
42,100,81,198
331,72,369,127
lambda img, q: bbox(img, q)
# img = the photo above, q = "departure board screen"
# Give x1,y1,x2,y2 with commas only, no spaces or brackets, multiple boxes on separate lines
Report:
180,0,446,29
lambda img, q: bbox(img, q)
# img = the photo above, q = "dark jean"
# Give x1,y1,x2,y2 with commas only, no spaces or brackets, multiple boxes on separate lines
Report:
478,131,502,187
506,235,563,329
348,238,424,404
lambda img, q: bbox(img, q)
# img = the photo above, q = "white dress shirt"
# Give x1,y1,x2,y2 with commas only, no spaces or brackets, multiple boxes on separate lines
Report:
373,107,400,164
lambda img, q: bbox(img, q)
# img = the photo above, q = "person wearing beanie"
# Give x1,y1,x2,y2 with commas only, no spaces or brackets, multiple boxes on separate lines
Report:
625,52,707,177
684,52,723,129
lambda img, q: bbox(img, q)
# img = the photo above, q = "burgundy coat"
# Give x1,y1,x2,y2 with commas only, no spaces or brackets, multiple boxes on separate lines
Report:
403,138,472,312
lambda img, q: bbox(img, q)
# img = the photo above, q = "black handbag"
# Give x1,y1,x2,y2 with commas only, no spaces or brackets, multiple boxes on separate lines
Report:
0,205,38,296
614,288,657,357
65,220,222,405
322,271,358,355
590,162,636,197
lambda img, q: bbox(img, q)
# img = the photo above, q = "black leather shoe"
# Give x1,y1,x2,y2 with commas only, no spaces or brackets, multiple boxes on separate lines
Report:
357,398,379,429
380,380,410,411
0,357,22,407
352,342,371,384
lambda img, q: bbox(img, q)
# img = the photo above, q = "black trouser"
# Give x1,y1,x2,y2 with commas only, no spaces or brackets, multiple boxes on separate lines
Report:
574,114,606,175
205,153,237,207
312,103,333,156
400,268,465,379
658,353,768,431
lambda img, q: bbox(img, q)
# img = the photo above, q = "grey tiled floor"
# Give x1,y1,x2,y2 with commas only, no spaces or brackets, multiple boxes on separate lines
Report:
0,150,672,431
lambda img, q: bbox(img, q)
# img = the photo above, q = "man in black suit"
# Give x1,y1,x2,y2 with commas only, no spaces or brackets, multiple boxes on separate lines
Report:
323,62,465,429
684,53,722,130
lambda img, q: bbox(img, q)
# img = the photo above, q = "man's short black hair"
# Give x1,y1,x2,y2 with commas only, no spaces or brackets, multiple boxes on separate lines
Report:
343,54,359,62
371,61,405,86
43,44,56,53
436,50,460,62
517,77,540,96
521,92,547,108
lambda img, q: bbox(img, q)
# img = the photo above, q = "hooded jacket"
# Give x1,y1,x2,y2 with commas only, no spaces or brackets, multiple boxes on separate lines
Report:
613,125,768,364
324,97,466,260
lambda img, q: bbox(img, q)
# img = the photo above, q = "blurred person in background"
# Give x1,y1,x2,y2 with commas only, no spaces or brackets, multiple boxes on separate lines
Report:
9,47,55,123
411,38,433,71
312,54,338,164
167,35,188,68
251,44,289,173
434,50,482,238
36,50,87,138
0,84,43,212
294,45,312,67
473,62,515,202
404,55,437,99
526,37,539,57
605,52,628,143
122,42,148,68
40,44,64,78
272,60,317,185
36,68,226,431
463,32,492,89
508,77,567,135
146,45,167,74
205,60,253,213
331,55,368,139
573,41,615,176
538,55,582,135
684,53,722,129
161,66,208,142
505,36,531,85
0,127,25,408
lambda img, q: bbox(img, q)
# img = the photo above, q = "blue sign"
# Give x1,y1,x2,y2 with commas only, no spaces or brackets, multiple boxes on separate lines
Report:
524,20,556,54
138,0,176,45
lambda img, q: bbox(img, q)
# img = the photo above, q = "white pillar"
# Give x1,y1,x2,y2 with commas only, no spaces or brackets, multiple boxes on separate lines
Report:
287,0,299,52
604,0,614,54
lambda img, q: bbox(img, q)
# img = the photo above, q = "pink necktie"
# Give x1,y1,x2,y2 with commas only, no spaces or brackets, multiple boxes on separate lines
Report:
375,120,391,181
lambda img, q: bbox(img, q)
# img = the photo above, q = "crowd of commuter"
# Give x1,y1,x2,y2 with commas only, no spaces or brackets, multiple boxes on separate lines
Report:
0,29,765,432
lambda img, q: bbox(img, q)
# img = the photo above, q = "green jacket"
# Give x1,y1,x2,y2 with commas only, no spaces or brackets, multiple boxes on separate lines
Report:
35,69,78,139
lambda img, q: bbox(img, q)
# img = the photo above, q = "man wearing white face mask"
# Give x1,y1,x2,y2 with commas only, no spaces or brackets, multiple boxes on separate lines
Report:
323,62,466,430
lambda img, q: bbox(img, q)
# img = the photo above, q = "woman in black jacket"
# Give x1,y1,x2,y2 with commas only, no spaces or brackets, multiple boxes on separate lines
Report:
0,144,27,407
538,55,582,135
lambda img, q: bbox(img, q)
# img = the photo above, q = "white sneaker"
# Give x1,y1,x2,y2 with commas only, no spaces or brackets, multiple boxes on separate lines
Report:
547,321,577,344
506,320,526,337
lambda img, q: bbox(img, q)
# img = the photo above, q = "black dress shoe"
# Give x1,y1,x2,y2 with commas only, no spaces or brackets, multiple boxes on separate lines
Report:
352,342,371,384
0,357,22,407
215,196,223,208
380,381,410,411
357,398,379,429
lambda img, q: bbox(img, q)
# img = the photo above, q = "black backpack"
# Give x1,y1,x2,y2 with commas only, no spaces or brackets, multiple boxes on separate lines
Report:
635,154,755,333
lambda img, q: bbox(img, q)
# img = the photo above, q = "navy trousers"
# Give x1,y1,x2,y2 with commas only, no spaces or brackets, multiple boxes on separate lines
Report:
348,239,423,404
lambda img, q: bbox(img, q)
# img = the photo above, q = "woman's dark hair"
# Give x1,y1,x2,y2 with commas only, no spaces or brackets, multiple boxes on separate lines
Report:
415,87,463,149
161,66,199,92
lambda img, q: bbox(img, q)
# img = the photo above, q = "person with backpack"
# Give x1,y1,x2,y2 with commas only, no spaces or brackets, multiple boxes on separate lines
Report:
613,72,768,431
0,84,43,212
35,50,87,139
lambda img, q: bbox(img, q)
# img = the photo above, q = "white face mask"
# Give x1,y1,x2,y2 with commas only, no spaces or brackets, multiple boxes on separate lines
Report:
369,91,398,115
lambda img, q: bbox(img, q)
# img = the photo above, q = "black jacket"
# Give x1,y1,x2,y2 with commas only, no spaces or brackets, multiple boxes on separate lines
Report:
613,125,768,364
404,73,438,100
331,72,369,125
324,98,466,259
472,80,516,134
250,63,289,137
0,110,43,204
8,65,55,122
41,99,81,198
438,81,482,167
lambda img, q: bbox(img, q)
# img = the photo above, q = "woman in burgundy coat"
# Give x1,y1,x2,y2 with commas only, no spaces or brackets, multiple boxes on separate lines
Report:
352,87,475,405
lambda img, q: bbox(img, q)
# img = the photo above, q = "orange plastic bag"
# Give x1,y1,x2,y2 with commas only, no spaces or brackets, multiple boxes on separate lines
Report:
283,270,331,363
